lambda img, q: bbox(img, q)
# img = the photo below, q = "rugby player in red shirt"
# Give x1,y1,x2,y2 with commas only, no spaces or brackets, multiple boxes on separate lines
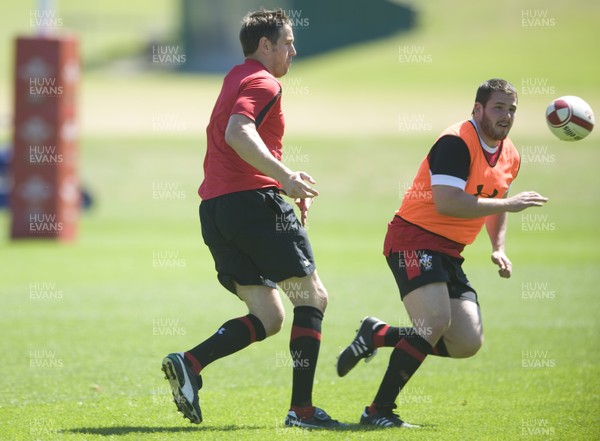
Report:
162,9,342,429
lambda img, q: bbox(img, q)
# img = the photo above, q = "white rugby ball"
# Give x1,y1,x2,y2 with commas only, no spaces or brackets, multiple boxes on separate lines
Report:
546,95,594,141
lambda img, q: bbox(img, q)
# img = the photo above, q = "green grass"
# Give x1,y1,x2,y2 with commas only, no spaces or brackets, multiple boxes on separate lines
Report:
1,132,598,440
0,0,176,74
1,0,600,439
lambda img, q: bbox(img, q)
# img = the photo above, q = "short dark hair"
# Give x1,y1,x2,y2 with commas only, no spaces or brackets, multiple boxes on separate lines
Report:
239,9,290,57
475,78,518,108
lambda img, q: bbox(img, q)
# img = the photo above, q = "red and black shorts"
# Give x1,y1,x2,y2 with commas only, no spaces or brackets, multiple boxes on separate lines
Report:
200,187,316,295
386,250,478,304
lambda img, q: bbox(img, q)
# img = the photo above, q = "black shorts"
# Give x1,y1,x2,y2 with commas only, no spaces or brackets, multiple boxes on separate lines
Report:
386,250,478,304
200,188,316,295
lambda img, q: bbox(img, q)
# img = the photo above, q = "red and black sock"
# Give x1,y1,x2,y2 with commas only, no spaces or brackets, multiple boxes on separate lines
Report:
372,325,449,357
183,314,266,375
370,333,432,412
289,306,323,417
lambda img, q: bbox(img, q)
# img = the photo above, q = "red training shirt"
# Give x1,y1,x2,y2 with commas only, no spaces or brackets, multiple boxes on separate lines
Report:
199,59,284,200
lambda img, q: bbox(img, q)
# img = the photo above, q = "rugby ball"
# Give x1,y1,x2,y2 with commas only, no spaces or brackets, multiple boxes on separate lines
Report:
546,95,594,141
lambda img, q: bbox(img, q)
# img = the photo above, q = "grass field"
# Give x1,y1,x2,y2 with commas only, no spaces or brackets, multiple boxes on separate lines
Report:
1,1,599,440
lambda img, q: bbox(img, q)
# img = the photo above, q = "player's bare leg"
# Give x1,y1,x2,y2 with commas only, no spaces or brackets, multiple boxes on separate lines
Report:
164,284,275,424
280,270,340,428
337,282,452,380
236,284,285,337
359,283,451,428
439,297,483,358
402,282,452,346
281,270,328,312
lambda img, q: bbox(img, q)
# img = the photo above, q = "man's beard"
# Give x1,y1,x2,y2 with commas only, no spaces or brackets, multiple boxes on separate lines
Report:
480,111,510,142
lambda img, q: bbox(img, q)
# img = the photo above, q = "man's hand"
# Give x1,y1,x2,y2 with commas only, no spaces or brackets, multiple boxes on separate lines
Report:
281,171,318,199
491,250,512,278
505,191,549,213
295,197,313,227
283,172,317,227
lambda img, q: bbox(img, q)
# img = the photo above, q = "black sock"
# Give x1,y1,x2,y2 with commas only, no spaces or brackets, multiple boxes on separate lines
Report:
375,325,449,357
371,334,432,409
184,314,266,375
289,306,323,409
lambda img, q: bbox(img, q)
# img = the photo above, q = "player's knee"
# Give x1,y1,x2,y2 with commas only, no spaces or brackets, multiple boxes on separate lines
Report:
456,343,482,358
253,303,285,337
314,284,328,311
289,272,328,312
451,335,484,358
262,311,285,337
469,334,484,356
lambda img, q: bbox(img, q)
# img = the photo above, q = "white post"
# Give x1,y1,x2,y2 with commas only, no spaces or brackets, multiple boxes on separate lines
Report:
37,0,55,36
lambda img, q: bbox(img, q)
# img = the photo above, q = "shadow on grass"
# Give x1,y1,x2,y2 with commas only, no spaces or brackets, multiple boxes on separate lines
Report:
336,422,437,432
63,424,258,436
64,422,436,436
